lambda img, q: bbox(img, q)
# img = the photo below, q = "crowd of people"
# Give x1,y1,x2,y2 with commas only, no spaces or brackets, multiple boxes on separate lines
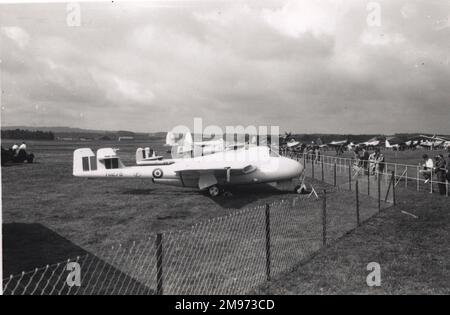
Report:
1,142,34,165
352,147,385,177
11,142,27,153
420,153,450,195
352,148,449,195
281,141,449,196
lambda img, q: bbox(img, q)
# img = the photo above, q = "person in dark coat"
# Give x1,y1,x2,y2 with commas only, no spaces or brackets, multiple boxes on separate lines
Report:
361,148,370,173
446,154,450,182
434,155,447,195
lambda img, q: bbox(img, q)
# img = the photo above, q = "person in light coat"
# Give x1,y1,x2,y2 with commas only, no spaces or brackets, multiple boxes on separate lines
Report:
420,154,434,183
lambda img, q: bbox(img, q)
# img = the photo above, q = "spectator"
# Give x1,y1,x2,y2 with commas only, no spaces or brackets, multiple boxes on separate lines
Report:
376,149,385,176
314,146,321,163
368,151,377,175
18,141,27,151
352,148,361,166
447,154,450,182
361,148,370,173
434,155,446,195
420,154,434,183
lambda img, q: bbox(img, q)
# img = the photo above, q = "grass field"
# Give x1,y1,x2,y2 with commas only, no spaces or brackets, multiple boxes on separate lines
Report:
255,186,450,294
1,139,448,294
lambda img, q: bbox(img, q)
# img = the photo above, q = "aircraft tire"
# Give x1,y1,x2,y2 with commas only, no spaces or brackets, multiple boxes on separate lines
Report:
222,191,233,197
208,185,221,197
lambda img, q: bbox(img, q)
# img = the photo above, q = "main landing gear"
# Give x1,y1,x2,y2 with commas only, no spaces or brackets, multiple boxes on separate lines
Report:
207,185,233,197
208,185,221,197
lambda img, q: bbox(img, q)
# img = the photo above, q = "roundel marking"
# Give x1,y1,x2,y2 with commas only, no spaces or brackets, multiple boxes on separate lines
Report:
152,168,163,178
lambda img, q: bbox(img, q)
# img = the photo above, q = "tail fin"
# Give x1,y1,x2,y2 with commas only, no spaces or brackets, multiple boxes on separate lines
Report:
136,147,144,164
73,148,96,176
136,147,154,162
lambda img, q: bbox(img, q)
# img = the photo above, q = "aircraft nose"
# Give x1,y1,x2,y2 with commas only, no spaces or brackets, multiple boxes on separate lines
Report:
283,157,303,177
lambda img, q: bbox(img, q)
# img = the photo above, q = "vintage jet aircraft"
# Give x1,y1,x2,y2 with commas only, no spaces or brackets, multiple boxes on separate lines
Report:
165,131,249,158
356,137,385,149
73,145,304,197
327,139,349,147
417,135,448,149
286,138,301,148
385,137,405,150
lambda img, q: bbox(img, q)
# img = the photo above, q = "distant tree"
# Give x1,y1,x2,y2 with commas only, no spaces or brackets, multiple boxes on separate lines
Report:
117,130,135,137
1,129,55,140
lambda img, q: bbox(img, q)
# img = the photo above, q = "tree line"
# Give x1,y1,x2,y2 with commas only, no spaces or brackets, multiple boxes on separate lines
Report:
1,129,55,140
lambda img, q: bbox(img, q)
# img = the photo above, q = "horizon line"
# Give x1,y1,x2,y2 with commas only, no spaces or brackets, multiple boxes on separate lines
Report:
1,125,449,137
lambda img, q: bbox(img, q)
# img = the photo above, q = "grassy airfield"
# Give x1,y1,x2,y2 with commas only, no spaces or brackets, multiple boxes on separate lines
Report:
1,139,448,293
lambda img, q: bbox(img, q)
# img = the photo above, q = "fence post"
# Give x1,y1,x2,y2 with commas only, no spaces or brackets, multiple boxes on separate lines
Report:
391,171,396,206
446,178,449,197
156,233,164,295
312,157,315,179
322,190,327,246
356,180,360,226
321,159,324,182
417,164,420,191
348,161,352,191
367,164,370,196
265,203,271,281
405,167,408,189
333,162,337,187
430,171,433,194
378,171,381,212
394,164,397,182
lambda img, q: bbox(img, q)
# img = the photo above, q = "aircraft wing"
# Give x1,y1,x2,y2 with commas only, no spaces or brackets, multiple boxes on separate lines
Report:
435,135,450,141
174,164,256,190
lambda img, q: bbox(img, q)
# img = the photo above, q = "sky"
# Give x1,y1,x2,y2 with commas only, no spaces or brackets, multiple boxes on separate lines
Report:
1,0,450,134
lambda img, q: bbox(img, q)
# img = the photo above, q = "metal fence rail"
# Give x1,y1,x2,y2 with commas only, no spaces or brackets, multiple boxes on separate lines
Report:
287,152,449,197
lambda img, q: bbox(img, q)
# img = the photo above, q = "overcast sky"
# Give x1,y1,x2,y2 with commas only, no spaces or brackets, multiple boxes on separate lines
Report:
1,0,449,134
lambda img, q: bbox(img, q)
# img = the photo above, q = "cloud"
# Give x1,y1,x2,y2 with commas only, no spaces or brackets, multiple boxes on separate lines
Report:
262,0,339,38
361,29,405,46
89,68,155,104
1,26,30,49
0,1,449,134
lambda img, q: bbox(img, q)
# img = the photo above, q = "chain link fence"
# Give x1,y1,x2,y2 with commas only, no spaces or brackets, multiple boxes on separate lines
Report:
3,155,396,295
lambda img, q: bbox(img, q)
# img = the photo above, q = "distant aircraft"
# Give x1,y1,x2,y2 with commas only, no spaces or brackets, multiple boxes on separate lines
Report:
385,137,405,150
417,135,448,149
286,138,301,148
325,139,349,149
356,137,385,149
328,140,347,146
73,146,304,197
165,131,249,158
440,136,450,149
136,147,165,165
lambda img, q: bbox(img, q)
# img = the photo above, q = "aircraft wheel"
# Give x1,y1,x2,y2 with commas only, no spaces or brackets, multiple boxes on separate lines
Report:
208,185,221,197
223,191,233,197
